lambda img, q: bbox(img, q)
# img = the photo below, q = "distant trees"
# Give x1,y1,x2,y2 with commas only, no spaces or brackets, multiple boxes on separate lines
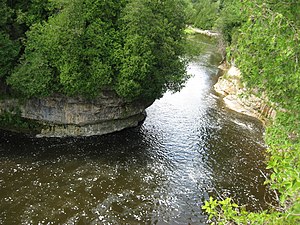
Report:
188,0,220,30
188,0,300,108
185,0,244,43
1,0,187,101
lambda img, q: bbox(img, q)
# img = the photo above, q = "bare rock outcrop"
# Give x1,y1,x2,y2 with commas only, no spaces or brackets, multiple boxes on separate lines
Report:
188,26,220,37
214,65,276,122
0,91,153,137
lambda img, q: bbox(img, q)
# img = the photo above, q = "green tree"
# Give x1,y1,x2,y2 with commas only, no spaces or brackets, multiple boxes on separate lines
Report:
8,0,126,97
8,0,187,101
214,0,245,44
0,0,19,93
202,1,300,224
0,0,56,94
15,0,54,26
234,2,300,110
189,0,220,30
117,0,187,100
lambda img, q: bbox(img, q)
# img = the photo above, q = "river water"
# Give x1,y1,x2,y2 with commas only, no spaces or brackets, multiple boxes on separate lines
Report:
0,35,273,224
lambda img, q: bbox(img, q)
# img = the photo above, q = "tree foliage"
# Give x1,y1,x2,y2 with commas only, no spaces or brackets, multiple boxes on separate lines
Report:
0,0,56,93
235,3,300,110
186,0,220,30
0,0,19,80
198,0,300,224
2,0,187,101
214,0,245,44
118,0,187,100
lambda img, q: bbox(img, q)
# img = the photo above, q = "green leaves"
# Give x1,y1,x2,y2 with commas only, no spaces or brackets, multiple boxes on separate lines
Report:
202,197,248,224
0,32,20,78
234,2,300,110
188,0,220,30
231,2,300,222
202,1,300,224
7,52,54,97
7,0,187,100
117,0,187,100
265,112,300,208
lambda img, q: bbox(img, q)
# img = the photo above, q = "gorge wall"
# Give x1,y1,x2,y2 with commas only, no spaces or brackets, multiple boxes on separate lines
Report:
0,91,153,137
214,64,276,122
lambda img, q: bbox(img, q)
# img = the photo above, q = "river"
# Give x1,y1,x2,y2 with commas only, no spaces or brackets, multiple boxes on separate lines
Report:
0,34,274,224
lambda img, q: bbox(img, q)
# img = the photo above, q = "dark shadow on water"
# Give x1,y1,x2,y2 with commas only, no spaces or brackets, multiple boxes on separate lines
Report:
0,126,168,166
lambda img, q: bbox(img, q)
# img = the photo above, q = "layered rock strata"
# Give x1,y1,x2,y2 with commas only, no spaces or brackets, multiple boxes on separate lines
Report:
214,65,276,122
0,91,153,137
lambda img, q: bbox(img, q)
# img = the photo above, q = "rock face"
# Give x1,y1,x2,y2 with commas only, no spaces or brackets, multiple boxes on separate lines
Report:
0,91,153,137
214,65,276,122
189,26,220,37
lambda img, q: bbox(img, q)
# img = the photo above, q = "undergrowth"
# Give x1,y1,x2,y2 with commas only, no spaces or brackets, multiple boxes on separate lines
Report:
0,108,42,133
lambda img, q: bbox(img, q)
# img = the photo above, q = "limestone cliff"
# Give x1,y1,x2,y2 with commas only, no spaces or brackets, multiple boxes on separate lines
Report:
214,64,276,122
0,91,153,137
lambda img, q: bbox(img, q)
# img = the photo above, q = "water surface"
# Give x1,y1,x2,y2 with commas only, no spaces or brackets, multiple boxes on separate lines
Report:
0,35,273,224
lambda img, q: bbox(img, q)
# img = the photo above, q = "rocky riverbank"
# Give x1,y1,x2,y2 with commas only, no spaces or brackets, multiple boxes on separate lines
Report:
214,64,276,122
0,91,153,137
188,26,220,37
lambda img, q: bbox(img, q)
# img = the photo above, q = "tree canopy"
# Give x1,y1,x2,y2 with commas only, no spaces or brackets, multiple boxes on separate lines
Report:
1,0,187,101
188,0,220,30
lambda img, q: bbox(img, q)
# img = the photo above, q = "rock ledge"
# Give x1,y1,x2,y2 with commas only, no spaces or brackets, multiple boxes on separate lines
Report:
0,92,153,137
214,64,276,122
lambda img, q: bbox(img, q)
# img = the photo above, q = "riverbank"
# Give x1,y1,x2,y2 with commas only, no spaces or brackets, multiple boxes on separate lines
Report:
187,26,220,37
209,62,300,224
214,63,276,123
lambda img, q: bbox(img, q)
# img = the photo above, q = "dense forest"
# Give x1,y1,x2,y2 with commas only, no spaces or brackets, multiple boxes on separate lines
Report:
187,0,300,224
0,0,186,101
